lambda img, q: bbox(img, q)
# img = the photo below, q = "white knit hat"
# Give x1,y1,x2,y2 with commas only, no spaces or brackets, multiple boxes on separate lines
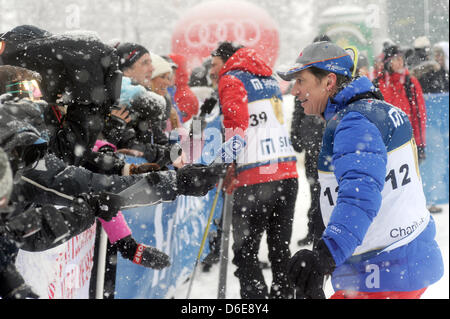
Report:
414,36,431,49
151,53,173,79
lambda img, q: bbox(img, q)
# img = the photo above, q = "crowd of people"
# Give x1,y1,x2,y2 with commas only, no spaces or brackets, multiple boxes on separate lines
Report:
0,25,224,299
0,22,448,299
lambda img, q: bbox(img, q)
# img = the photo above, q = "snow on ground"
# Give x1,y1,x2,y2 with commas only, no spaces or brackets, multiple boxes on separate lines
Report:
184,94,449,299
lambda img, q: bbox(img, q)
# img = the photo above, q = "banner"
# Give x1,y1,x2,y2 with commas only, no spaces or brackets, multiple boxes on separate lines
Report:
115,184,223,299
114,113,225,298
420,93,449,205
15,222,97,299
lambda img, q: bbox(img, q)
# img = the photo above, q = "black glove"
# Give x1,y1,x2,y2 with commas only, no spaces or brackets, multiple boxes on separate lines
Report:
83,192,123,222
2,208,43,242
143,143,182,168
176,163,226,197
115,235,171,270
0,264,39,299
200,97,217,116
85,150,125,175
2,204,71,246
288,240,335,299
156,143,182,168
417,146,426,164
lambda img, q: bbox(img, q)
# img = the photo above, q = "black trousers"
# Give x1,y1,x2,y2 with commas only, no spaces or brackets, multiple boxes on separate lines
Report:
231,178,298,299
304,150,325,248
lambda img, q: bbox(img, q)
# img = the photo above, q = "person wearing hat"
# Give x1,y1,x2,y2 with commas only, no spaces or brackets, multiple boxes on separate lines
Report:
210,41,299,299
116,42,154,87
109,42,179,165
149,53,177,134
374,44,427,166
406,36,432,70
278,41,443,299
114,42,167,139
430,44,449,92
410,42,449,94
149,53,174,97
149,53,187,168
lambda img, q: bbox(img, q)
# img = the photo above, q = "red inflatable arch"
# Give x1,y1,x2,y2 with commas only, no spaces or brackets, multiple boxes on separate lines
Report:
171,0,279,74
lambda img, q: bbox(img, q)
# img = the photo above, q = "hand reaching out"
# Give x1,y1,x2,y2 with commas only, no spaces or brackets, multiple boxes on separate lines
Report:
111,106,131,124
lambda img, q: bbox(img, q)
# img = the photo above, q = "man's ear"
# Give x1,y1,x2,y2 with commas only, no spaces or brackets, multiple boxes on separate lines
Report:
326,73,337,90
0,41,5,55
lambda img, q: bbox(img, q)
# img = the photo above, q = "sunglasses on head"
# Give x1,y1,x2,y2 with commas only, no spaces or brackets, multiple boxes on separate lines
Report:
5,80,43,101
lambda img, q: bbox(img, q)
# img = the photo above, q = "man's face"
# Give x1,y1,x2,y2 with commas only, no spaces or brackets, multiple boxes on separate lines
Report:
210,56,225,87
291,69,331,116
123,53,154,86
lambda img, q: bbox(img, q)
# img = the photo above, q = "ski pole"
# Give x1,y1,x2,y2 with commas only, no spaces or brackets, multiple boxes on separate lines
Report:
186,178,224,299
217,189,233,299
95,226,108,299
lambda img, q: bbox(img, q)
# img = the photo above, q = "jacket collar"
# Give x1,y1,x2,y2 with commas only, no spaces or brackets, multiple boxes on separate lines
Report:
323,76,378,121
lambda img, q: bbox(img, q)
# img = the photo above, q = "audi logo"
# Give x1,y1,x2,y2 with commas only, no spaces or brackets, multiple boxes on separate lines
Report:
184,19,261,48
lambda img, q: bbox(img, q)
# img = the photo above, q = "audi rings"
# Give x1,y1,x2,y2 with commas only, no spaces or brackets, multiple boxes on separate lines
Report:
184,19,261,48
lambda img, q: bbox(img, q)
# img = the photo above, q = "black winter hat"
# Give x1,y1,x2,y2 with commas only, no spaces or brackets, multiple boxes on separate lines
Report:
115,42,149,71
0,25,52,44
313,34,332,43
211,41,244,63
383,45,403,62
383,45,404,73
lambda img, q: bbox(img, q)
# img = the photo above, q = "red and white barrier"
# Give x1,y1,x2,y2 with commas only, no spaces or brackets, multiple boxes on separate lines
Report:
15,223,97,299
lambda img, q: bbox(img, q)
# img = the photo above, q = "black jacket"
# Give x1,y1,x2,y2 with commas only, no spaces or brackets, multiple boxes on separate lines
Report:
1,25,122,112
290,98,325,156
14,153,142,206
1,25,127,172
412,62,449,94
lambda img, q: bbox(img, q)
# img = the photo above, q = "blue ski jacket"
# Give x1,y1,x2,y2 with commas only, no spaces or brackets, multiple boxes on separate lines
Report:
318,76,443,292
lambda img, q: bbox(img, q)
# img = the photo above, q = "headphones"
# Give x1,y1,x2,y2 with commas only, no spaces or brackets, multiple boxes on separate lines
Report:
344,46,359,78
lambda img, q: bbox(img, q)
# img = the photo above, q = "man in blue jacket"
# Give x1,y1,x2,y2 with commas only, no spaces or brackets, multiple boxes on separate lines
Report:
277,41,444,299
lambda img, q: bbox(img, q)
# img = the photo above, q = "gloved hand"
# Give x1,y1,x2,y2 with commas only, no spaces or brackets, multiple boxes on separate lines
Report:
176,163,226,197
0,264,39,299
288,240,335,299
5,205,72,252
143,143,182,169
110,106,131,126
417,146,426,164
116,235,171,270
103,106,132,145
200,97,217,116
134,244,171,270
2,208,43,243
222,163,236,194
83,192,123,222
85,150,125,174
156,143,182,168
